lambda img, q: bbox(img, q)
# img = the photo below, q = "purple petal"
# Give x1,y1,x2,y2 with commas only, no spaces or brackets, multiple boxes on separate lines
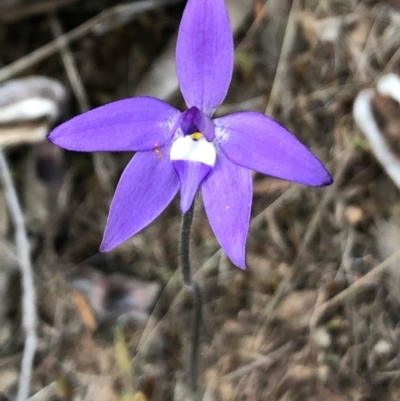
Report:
202,154,252,269
215,112,333,186
48,96,180,152
176,0,233,116
100,148,179,251
173,160,212,213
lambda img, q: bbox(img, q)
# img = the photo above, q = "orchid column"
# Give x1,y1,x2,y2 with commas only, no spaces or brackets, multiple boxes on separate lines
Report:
48,0,332,396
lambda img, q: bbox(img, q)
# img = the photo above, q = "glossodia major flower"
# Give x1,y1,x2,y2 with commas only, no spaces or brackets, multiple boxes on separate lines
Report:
48,0,332,269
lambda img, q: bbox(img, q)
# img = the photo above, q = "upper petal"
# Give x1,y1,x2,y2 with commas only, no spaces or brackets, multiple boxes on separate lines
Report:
100,148,179,251
215,112,333,186
48,96,180,152
176,0,233,116
202,153,252,269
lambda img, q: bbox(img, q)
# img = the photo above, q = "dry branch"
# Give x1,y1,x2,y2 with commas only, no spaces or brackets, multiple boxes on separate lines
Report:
0,150,37,401
0,0,183,83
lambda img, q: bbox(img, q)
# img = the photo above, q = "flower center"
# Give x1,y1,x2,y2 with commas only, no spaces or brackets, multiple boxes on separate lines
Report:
170,134,216,213
179,106,215,141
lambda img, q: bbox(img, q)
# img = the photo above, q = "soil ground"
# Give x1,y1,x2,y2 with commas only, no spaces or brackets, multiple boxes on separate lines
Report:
1,0,400,400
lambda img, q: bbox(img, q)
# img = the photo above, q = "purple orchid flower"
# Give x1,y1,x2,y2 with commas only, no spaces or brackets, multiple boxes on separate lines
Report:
48,0,332,269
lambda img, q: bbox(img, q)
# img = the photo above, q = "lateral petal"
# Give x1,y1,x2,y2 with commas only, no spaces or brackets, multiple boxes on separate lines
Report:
215,112,332,186
48,96,180,152
100,148,179,251
176,0,234,116
202,154,252,269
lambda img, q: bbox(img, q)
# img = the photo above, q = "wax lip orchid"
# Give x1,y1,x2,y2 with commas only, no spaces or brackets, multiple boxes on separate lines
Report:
48,0,332,269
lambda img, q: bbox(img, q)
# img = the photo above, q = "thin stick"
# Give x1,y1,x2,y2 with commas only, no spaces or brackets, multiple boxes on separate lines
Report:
262,150,354,319
311,248,400,327
0,0,182,83
0,150,37,401
265,0,299,116
179,202,202,396
1,0,78,23
48,12,113,192
48,13,90,112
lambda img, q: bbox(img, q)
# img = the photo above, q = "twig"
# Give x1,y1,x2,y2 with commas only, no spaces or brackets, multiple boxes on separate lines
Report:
27,382,57,401
0,150,37,401
265,0,299,116
134,185,308,373
235,0,268,53
0,270,10,330
0,0,79,23
198,185,301,275
224,343,293,381
261,150,354,319
0,0,183,83
294,150,354,267
48,13,90,112
311,248,400,327
49,11,118,193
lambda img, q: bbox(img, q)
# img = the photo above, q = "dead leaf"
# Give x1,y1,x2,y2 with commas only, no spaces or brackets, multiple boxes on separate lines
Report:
276,290,318,330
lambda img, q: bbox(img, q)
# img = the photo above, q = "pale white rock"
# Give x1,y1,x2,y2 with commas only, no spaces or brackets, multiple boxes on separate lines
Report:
373,339,392,357
376,73,400,104
0,98,58,124
0,76,66,123
311,327,331,349
353,81,400,190
0,76,67,147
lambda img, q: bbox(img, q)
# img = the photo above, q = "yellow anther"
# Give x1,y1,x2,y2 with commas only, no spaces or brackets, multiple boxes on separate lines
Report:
190,132,203,141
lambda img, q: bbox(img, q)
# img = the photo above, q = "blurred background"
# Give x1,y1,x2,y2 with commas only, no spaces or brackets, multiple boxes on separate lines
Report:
1,0,400,400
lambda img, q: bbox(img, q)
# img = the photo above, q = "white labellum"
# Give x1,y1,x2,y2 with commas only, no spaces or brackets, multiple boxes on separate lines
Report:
170,136,216,167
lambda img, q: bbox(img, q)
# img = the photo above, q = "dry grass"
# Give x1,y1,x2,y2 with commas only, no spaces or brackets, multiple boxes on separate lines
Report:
1,0,400,400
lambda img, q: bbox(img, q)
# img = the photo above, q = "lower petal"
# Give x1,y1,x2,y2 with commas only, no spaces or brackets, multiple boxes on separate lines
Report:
100,148,179,251
202,154,252,269
173,160,212,213
215,112,332,186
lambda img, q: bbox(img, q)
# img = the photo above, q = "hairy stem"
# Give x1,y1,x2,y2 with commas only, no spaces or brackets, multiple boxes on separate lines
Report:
179,202,203,396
